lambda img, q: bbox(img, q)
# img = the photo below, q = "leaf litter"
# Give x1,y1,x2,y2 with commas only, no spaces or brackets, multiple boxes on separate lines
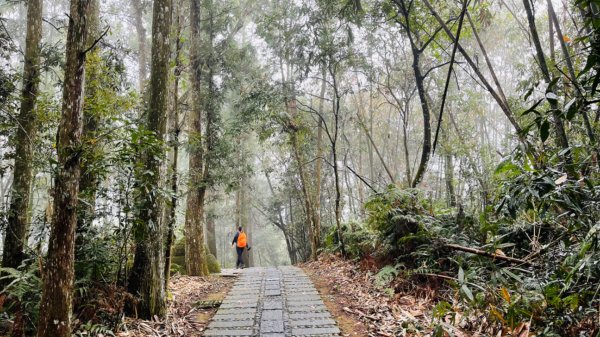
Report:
116,275,235,337
302,254,474,337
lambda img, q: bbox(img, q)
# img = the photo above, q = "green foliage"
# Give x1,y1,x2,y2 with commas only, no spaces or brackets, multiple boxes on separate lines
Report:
364,186,441,262
206,253,221,274
0,260,42,335
74,321,116,337
374,264,401,288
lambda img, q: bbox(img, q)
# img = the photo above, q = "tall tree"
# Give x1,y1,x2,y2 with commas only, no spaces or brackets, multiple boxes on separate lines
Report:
392,0,442,188
36,0,92,336
164,0,184,286
75,0,100,275
2,0,43,272
131,0,148,92
127,0,172,318
184,0,209,276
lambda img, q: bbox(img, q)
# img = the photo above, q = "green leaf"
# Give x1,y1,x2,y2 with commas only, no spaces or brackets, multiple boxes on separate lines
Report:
545,92,558,104
461,284,474,301
565,98,578,120
540,120,550,142
458,267,465,283
521,98,544,116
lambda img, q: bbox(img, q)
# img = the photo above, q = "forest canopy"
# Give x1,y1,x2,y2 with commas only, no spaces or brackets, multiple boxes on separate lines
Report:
0,0,600,335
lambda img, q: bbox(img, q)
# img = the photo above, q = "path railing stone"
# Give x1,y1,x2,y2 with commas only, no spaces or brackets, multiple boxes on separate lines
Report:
203,267,341,337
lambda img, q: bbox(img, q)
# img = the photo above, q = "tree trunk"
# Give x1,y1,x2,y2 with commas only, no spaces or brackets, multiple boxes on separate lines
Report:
402,108,411,186
547,0,596,146
329,62,346,257
290,128,316,260
37,0,91,336
312,67,326,258
75,0,100,278
206,210,217,256
265,171,296,264
522,0,574,177
423,0,524,137
410,49,431,188
164,4,183,286
131,0,147,92
442,128,456,207
127,0,171,318
184,0,208,276
2,0,42,272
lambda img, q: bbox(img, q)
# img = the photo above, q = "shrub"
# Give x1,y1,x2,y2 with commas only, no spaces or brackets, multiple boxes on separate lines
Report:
206,253,221,274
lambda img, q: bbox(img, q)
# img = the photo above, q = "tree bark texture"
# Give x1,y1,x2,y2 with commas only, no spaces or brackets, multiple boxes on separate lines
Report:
75,0,100,277
131,0,148,92
164,5,183,286
2,0,42,272
206,210,217,256
184,0,208,276
127,0,171,318
37,0,91,336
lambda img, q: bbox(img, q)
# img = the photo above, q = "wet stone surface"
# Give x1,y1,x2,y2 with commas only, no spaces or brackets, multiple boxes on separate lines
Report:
204,267,341,337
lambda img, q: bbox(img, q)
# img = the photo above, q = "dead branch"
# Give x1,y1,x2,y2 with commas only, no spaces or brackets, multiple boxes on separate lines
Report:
445,243,533,266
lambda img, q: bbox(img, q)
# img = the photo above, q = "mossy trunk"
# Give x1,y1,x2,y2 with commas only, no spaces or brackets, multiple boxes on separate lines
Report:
75,0,100,278
2,0,42,273
206,209,217,257
128,0,171,318
37,0,91,336
184,0,208,276
164,0,183,288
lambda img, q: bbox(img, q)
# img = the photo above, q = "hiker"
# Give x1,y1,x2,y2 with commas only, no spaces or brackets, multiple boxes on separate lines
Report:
232,226,250,268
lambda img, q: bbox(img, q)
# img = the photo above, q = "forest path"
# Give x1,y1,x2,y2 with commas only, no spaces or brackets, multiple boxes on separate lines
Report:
204,266,341,337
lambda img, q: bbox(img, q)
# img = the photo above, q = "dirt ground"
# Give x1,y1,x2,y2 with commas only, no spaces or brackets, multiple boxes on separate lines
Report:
117,274,236,337
304,267,370,337
302,255,443,337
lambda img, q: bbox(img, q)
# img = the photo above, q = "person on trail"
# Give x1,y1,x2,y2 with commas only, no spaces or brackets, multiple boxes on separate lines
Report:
232,226,250,268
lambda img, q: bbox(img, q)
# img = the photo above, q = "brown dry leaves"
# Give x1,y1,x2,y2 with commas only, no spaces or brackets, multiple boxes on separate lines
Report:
117,275,234,337
303,255,448,337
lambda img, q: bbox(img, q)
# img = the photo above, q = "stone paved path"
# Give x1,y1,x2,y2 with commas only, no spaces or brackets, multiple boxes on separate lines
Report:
204,267,341,337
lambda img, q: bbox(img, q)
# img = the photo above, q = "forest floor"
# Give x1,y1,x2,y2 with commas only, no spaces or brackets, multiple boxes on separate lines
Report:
117,274,235,337
302,254,471,337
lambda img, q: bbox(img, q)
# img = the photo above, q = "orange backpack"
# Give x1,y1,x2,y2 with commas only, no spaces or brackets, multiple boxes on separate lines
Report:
237,232,247,248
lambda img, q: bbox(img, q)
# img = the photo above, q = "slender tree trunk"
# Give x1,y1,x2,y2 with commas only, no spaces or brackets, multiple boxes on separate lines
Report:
240,176,251,267
312,67,326,258
357,114,396,185
402,109,411,186
2,0,42,272
290,128,316,260
164,5,182,286
131,0,147,92
284,74,316,260
547,0,596,146
442,127,456,207
75,0,100,278
329,62,346,256
265,171,296,264
522,0,574,176
423,0,524,136
410,50,431,188
128,0,171,318
37,0,91,336
206,210,217,256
